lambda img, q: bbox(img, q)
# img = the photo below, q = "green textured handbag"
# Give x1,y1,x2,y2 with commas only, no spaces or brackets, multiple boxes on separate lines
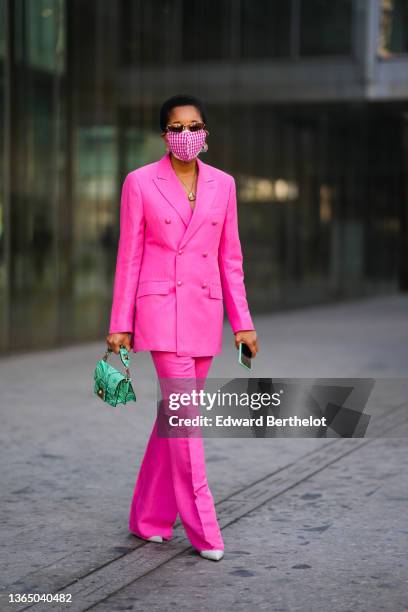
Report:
93,345,136,407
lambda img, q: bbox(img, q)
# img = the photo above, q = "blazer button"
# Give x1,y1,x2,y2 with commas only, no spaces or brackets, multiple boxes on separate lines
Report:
212,220,218,225
178,249,183,255
202,252,208,257
201,282,207,288
177,280,182,286
165,218,172,224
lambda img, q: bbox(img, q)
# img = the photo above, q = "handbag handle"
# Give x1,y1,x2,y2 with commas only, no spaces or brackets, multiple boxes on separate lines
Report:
103,345,131,380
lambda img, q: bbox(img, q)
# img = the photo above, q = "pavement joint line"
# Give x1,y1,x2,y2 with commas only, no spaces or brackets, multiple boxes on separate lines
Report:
210,400,407,507
6,402,408,612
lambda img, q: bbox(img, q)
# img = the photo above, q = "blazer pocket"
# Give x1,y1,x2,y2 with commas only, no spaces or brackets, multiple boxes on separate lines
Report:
209,282,223,300
137,279,170,297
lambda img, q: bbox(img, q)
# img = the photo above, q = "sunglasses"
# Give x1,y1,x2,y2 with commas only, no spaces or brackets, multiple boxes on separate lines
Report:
164,121,206,133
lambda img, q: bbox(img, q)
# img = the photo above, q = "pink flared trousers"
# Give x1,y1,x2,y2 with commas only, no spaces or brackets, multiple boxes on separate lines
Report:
128,350,224,551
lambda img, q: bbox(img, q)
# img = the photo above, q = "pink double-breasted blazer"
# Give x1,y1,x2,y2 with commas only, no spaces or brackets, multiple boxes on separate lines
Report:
108,151,255,356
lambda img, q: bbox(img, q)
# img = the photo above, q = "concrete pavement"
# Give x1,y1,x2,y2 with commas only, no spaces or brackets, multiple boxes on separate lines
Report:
0,293,407,611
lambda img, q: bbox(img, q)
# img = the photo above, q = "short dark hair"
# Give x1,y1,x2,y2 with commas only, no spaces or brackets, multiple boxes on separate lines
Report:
160,94,207,132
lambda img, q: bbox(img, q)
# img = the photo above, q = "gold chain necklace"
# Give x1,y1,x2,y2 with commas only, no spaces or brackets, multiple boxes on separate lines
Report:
177,167,197,201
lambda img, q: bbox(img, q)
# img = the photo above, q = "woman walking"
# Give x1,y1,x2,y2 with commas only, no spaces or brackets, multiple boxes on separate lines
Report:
106,94,258,561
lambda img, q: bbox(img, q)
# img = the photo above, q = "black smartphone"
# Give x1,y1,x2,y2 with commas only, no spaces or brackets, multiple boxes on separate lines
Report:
238,342,252,371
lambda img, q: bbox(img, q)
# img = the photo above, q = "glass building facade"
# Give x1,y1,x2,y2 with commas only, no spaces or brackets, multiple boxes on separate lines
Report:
1,0,407,352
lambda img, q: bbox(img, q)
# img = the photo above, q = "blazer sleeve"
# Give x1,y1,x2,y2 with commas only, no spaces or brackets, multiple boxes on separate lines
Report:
108,173,145,334
218,176,255,334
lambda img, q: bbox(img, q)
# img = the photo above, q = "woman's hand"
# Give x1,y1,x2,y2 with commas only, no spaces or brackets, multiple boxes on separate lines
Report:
106,332,132,354
234,330,259,357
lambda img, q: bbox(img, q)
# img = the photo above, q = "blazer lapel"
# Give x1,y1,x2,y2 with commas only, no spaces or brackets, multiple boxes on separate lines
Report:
153,152,218,248
153,152,192,227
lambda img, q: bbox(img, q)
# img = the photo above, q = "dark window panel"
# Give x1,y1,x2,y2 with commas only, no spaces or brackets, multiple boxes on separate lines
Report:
300,0,352,56
121,0,178,66
240,0,291,59
378,0,408,57
181,0,232,62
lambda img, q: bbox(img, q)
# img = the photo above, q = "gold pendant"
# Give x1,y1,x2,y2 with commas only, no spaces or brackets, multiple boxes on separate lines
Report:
188,192,196,201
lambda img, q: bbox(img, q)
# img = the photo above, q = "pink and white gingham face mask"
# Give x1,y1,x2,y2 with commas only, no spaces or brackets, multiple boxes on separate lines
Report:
167,129,207,162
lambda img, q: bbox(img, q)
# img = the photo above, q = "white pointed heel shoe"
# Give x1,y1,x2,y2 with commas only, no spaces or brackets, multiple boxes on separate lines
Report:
146,535,163,543
131,531,164,543
199,549,224,561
